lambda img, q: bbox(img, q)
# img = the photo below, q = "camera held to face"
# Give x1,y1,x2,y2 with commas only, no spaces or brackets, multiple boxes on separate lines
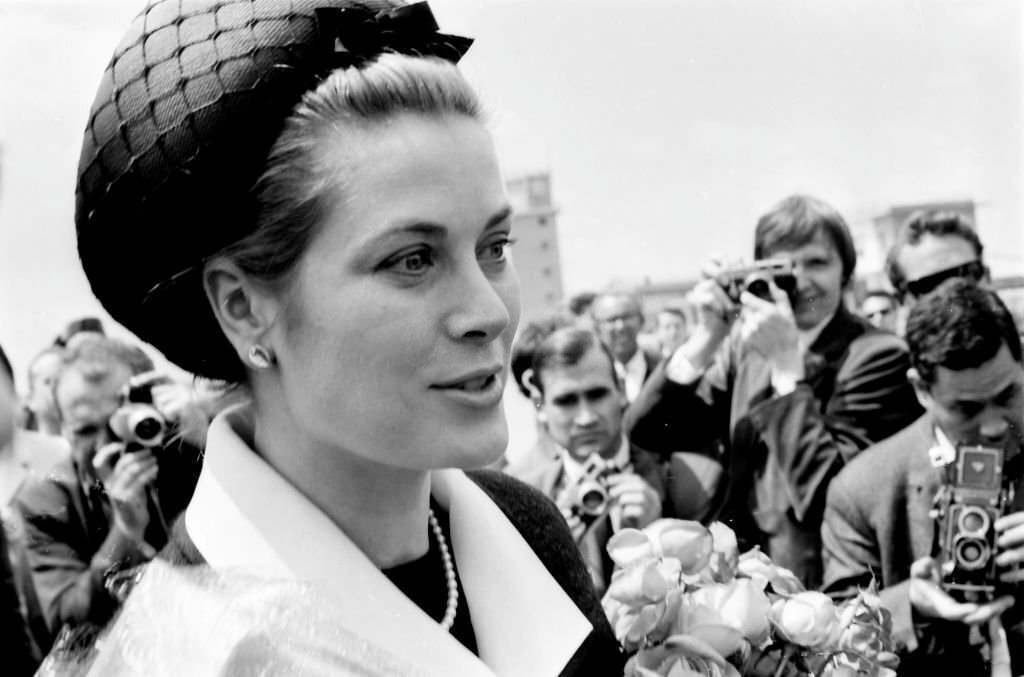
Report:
565,456,628,521
108,377,168,451
933,443,1018,601
715,259,797,303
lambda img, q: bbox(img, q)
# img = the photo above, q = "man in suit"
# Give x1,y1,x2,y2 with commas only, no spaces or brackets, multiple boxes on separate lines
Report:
886,210,989,309
590,292,662,403
506,326,664,594
15,333,203,649
822,279,1024,676
884,210,990,336
626,194,923,587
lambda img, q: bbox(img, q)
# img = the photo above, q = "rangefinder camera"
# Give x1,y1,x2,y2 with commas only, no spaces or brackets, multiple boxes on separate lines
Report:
715,259,797,303
108,377,167,450
565,457,627,520
933,443,1017,600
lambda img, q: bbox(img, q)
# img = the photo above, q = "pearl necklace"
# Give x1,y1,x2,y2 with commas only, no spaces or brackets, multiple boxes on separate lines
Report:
428,508,459,631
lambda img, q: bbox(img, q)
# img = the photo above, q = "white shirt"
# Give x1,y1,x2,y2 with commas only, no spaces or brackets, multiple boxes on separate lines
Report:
616,349,648,402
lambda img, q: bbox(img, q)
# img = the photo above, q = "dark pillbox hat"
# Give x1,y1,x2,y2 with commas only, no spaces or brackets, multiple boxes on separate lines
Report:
75,0,405,380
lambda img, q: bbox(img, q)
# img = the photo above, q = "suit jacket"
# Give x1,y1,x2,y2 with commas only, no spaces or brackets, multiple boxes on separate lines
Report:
506,438,668,593
0,521,37,677
822,415,1024,676
626,305,922,586
14,441,202,646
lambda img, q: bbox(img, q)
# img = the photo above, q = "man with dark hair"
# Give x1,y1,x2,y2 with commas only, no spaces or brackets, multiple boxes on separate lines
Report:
822,279,1024,676
860,289,900,333
14,334,204,649
506,327,665,594
627,194,922,586
590,292,661,402
655,307,689,359
885,210,988,306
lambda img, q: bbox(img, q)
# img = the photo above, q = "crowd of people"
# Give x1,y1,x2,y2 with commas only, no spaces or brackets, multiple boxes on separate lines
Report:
1,1,1021,676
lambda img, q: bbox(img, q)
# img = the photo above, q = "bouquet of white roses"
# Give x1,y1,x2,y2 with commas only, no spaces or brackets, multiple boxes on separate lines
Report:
601,519,900,677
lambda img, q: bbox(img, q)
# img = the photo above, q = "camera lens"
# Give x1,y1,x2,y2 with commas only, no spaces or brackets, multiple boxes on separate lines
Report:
957,506,991,536
954,536,991,570
577,482,608,516
744,277,772,302
133,416,164,443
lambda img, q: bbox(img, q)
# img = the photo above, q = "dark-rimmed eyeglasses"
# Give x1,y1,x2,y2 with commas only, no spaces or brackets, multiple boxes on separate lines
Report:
902,260,986,300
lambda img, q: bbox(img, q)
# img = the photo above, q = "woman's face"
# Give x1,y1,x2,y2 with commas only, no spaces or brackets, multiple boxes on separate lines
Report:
269,113,520,471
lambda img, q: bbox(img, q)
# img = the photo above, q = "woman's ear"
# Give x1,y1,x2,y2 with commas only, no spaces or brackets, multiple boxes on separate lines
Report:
203,257,280,362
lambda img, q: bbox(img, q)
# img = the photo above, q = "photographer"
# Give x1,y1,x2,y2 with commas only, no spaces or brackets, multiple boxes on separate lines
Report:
14,334,203,648
822,279,1024,676
506,327,665,594
626,194,923,587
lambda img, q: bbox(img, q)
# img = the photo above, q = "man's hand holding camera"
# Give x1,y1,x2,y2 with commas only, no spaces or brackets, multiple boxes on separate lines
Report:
557,465,662,541
606,472,662,531
94,443,157,543
671,259,803,395
908,555,1014,626
668,260,740,380
738,281,805,396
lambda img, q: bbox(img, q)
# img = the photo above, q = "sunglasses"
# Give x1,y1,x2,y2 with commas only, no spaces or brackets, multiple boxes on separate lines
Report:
902,260,985,300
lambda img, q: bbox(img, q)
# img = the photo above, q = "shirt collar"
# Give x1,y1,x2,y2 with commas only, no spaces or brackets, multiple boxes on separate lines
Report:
560,437,630,486
185,403,592,677
797,312,833,353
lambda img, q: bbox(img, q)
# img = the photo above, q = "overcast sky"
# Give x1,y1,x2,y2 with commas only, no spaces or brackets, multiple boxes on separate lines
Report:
1,0,1021,376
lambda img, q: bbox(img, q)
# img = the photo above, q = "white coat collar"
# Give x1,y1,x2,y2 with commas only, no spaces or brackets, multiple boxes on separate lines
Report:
185,404,592,676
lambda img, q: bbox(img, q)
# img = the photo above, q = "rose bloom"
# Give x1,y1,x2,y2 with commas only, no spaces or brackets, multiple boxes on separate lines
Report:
607,520,713,575
687,579,772,646
736,549,804,594
770,591,838,648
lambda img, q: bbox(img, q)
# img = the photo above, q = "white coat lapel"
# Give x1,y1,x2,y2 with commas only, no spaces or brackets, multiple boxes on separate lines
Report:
186,406,592,677
433,470,593,676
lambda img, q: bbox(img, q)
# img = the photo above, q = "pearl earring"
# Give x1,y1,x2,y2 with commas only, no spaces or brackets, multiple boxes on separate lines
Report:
247,344,274,369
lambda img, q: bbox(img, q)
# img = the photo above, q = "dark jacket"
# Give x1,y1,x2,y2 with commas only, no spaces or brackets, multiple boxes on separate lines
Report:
822,415,1024,676
14,442,201,646
161,470,626,677
0,520,38,676
626,306,923,586
506,439,668,593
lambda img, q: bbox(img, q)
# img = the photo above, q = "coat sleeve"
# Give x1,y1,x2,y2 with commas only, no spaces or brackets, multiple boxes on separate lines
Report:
14,475,150,637
745,332,920,524
821,472,917,652
625,345,735,459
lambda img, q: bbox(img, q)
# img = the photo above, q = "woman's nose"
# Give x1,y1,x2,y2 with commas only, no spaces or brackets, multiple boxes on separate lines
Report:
445,265,514,343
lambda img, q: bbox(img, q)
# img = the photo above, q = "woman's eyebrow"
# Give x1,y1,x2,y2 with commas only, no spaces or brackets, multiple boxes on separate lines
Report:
483,205,513,230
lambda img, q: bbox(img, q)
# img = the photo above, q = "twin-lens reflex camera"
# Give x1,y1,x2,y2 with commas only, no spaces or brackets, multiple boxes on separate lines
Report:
933,443,1020,601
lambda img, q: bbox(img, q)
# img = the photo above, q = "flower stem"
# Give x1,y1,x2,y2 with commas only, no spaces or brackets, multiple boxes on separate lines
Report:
773,645,797,677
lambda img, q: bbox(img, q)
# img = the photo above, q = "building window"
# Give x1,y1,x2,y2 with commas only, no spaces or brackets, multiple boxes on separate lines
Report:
542,267,552,277
540,240,550,250
527,176,550,206
537,217,547,227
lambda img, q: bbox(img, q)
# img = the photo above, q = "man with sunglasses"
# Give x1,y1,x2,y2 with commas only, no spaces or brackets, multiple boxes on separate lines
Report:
886,210,989,307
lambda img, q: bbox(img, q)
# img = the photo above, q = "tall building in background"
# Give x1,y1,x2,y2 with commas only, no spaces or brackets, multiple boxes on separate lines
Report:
505,172,564,320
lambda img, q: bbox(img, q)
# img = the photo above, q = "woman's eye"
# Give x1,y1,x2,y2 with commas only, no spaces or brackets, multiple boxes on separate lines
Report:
383,248,435,275
480,237,515,262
